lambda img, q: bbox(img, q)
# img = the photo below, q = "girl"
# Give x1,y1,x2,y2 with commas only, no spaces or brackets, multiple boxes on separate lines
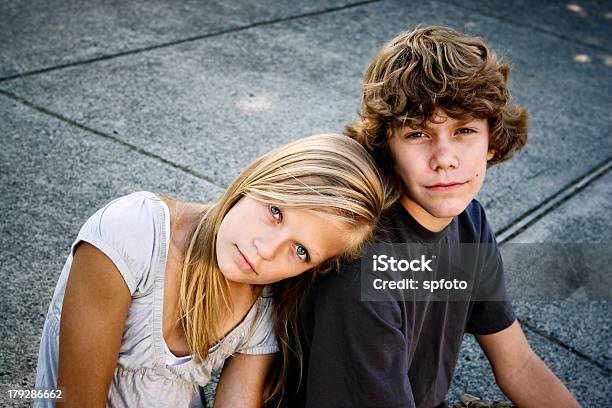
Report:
35,133,392,407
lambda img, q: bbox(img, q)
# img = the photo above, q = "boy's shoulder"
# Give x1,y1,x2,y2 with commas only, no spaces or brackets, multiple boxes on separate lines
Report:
458,199,496,244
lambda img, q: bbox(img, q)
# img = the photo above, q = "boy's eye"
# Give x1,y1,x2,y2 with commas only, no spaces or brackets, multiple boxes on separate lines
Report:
457,128,475,135
269,205,283,222
295,244,310,262
405,131,425,139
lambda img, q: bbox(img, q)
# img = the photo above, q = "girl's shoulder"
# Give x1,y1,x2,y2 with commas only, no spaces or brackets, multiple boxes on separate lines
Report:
80,191,165,244
235,290,278,355
160,196,209,252
161,196,210,220
72,191,168,296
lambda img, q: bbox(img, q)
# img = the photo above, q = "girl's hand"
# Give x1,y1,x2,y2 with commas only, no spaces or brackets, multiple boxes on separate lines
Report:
57,242,132,407
213,352,275,407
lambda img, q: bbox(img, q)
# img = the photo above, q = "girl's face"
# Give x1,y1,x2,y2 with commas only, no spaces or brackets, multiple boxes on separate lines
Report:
215,196,353,285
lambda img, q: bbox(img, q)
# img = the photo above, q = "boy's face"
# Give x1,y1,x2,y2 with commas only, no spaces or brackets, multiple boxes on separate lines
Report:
388,108,494,231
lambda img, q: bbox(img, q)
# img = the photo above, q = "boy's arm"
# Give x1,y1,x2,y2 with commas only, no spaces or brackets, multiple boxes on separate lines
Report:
476,319,581,408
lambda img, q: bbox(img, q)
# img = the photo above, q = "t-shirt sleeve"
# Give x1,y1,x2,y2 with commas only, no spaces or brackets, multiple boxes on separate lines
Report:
236,296,279,355
301,261,416,408
70,192,158,296
466,205,516,335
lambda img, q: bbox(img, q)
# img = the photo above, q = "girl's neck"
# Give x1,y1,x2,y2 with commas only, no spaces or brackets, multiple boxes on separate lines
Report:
226,280,261,307
167,199,207,257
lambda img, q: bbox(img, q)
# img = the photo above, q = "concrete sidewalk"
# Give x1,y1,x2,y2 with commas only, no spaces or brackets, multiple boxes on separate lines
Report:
1,1,610,406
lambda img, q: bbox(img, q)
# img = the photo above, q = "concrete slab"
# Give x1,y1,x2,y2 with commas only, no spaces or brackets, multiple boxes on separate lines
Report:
0,335,43,408
514,301,611,371
0,0,361,79
500,169,612,372
0,94,222,406
499,170,612,304
1,0,611,231
1,0,611,405
449,0,612,53
510,169,612,244
448,326,611,406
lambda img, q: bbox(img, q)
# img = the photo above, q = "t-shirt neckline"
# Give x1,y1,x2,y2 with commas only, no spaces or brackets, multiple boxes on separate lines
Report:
392,200,451,243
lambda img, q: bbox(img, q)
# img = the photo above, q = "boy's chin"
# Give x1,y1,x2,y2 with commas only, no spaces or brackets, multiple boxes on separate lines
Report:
401,194,473,223
422,199,471,219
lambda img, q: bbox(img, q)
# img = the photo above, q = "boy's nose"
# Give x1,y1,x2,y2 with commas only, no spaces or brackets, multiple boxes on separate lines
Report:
430,144,459,170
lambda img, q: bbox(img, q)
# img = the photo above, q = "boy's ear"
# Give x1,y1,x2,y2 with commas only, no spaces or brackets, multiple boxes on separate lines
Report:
487,150,495,161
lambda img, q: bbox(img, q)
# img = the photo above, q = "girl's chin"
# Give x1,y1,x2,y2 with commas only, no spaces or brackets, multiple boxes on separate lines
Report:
220,270,256,286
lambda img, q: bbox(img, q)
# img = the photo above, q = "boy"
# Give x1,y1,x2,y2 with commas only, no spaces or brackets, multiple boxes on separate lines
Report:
292,26,580,407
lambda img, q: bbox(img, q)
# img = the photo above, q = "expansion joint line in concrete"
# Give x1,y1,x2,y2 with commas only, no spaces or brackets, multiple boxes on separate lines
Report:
447,1,612,55
497,157,612,244
521,319,612,376
498,160,612,374
0,88,221,188
0,0,380,83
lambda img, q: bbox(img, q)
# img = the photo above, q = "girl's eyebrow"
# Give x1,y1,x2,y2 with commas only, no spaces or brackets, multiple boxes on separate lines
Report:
302,243,322,263
307,245,322,263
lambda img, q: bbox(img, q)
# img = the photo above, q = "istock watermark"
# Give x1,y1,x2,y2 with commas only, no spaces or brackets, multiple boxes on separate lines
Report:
372,254,433,272
371,254,468,292
362,244,481,301
361,243,612,302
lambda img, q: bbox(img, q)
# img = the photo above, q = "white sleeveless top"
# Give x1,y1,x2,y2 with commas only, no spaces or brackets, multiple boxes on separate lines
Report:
34,192,278,407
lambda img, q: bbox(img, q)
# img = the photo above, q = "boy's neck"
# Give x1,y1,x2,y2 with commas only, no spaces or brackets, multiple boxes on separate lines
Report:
399,196,454,233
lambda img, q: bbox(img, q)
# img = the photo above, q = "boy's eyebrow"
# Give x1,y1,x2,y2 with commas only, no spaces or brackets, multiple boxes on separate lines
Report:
454,118,481,127
406,117,479,131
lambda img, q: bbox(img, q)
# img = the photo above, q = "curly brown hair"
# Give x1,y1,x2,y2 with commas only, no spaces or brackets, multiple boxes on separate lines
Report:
346,25,528,184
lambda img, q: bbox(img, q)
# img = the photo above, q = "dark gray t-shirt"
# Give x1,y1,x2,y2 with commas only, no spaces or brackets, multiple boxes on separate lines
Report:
292,199,516,408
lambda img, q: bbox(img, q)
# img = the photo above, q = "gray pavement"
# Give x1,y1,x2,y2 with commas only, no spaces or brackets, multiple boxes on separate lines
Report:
1,0,611,406
450,165,612,406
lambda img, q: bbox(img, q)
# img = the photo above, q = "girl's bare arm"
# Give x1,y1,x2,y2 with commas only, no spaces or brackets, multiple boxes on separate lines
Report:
56,242,132,407
213,352,275,407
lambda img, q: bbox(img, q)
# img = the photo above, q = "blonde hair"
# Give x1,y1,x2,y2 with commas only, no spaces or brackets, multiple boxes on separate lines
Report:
178,133,394,403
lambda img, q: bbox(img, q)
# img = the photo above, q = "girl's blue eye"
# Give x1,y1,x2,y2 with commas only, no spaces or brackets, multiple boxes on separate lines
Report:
295,245,309,262
270,205,282,222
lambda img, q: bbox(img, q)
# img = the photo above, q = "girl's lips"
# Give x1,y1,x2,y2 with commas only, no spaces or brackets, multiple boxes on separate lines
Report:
235,246,257,274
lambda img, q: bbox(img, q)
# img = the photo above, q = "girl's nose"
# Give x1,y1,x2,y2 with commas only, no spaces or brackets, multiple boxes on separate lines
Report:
253,230,286,260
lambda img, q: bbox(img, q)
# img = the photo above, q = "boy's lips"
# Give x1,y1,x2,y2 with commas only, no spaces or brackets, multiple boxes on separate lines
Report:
235,246,257,274
425,181,467,192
